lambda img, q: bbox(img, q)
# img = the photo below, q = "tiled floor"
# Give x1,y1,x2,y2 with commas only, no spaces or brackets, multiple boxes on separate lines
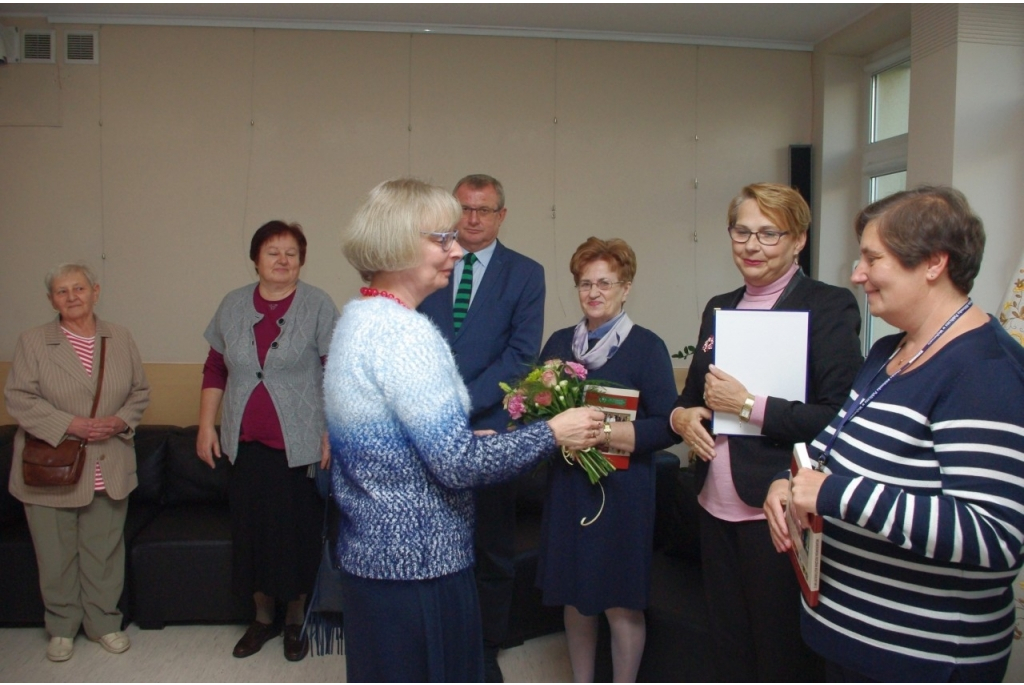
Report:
0,623,573,683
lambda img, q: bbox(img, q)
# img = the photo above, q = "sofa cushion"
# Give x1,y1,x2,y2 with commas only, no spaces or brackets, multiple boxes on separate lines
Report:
131,425,174,507
0,425,22,526
164,427,230,505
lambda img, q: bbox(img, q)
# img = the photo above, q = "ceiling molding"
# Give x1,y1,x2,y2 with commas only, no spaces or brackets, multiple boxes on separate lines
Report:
27,13,816,51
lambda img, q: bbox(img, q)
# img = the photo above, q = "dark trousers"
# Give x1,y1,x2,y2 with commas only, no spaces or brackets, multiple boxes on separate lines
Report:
699,508,824,682
474,479,518,650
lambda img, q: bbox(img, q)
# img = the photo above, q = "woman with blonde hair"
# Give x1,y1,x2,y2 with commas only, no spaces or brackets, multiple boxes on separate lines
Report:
670,183,863,680
323,178,605,682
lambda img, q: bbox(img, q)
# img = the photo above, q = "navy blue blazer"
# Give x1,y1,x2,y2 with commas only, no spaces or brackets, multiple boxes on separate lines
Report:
419,240,545,432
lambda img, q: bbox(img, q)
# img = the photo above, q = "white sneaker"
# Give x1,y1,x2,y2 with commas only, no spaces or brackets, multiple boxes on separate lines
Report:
46,636,74,662
95,631,130,654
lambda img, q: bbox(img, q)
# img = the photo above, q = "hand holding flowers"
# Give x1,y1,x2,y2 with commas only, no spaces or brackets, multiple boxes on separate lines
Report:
501,359,614,485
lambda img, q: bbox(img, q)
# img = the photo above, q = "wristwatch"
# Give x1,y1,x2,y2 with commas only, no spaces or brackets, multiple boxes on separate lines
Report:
738,395,755,423
602,421,612,449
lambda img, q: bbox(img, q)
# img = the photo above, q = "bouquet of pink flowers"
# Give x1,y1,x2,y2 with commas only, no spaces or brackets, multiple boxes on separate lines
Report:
500,358,615,485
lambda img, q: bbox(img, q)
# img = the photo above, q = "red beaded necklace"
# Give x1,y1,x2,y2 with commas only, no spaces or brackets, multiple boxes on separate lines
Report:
360,287,410,309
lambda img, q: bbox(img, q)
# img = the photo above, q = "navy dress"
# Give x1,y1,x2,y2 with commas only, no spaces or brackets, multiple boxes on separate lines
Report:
535,325,678,615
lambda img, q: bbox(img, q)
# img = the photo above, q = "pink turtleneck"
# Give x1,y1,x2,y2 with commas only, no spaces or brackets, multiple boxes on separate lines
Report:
698,262,799,522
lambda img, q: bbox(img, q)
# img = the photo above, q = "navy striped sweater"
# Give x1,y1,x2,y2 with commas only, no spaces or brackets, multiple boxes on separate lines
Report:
804,319,1024,681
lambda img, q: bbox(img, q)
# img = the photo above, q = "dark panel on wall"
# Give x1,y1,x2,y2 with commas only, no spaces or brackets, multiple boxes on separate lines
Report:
790,144,812,276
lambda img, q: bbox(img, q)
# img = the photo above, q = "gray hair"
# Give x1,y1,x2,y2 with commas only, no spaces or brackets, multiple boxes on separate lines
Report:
343,178,461,283
45,262,98,294
453,174,505,209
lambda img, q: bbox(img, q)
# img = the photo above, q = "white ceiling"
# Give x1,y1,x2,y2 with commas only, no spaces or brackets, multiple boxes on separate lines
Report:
1,3,883,51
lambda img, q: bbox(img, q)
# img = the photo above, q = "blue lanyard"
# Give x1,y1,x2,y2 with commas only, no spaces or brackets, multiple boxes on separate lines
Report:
816,298,973,469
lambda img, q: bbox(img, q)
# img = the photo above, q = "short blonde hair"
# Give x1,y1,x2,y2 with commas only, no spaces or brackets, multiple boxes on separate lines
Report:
343,178,461,283
727,183,810,239
45,262,97,294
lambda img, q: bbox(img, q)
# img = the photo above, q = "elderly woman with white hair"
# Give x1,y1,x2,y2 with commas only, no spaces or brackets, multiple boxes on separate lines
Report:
5,263,150,662
323,178,605,682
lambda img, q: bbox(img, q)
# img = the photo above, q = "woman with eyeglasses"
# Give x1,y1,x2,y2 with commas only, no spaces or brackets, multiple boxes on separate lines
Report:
322,179,605,682
535,237,678,682
669,183,863,681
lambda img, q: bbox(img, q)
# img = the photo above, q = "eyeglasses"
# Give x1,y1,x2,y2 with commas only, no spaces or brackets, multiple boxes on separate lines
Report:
727,226,789,246
575,279,625,292
421,230,459,251
461,205,501,218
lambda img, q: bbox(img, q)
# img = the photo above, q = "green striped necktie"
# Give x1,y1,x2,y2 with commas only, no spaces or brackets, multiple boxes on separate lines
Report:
453,252,476,332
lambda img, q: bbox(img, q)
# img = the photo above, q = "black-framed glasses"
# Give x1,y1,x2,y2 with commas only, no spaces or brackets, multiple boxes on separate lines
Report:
728,226,789,246
421,230,459,251
575,279,625,293
461,205,501,218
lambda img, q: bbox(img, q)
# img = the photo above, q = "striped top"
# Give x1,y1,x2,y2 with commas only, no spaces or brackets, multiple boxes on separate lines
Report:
61,327,95,375
803,318,1024,681
61,327,104,491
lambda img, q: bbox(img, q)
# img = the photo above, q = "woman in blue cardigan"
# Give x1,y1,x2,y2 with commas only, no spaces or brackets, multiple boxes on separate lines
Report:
323,178,604,682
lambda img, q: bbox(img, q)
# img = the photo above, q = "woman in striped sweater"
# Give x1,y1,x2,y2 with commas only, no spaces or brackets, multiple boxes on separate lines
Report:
765,186,1024,681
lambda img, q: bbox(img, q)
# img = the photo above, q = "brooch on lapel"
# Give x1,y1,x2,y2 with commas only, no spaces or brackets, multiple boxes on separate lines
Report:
701,335,714,353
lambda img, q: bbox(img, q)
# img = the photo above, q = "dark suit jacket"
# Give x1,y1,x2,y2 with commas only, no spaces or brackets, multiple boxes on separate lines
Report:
674,272,863,507
419,240,545,432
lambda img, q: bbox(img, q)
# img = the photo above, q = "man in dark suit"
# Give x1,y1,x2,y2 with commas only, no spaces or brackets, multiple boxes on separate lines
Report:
419,174,545,682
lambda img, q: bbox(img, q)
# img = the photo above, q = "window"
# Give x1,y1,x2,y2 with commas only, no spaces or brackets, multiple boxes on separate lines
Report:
871,61,910,143
861,46,910,352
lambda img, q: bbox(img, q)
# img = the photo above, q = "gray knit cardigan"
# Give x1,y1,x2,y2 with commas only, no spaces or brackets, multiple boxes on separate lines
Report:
204,280,339,467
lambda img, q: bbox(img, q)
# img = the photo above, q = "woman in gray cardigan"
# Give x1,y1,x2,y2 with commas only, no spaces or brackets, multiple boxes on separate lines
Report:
196,221,338,662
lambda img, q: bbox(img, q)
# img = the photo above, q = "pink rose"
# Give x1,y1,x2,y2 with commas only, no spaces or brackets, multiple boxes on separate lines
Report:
541,369,557,388
564,361,587,380
534,391,553,407
508,393,526,420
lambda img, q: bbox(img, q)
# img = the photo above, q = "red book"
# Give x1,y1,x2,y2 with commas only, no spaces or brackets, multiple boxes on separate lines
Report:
584,385,640,470
786,443,823,607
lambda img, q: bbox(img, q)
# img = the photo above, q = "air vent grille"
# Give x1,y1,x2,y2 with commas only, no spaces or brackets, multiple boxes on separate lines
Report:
65,31,98,64
22,29,55,63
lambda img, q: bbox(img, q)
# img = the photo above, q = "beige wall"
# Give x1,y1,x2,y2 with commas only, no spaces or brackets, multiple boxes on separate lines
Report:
0,22,813,422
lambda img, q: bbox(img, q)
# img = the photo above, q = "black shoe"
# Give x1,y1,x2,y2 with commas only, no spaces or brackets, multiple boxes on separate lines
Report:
283,625,309,662
232,620,281,659
484,647,504,683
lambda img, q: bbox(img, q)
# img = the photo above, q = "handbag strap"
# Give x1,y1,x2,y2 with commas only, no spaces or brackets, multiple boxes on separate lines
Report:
88,337,107,419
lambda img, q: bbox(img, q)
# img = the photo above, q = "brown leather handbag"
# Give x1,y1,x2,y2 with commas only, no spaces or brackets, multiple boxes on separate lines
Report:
21,339,106,488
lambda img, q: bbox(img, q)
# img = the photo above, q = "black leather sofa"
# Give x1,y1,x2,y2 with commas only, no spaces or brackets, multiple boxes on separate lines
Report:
0,424,711,680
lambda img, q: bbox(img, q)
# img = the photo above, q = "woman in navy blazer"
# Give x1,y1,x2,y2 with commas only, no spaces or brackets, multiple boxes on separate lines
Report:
670,184,862,681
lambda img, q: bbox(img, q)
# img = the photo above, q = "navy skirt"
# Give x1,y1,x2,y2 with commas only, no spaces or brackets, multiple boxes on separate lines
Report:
341,566,484,683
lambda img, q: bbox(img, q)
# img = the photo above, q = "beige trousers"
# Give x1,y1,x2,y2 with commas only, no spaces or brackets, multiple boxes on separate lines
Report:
24,494,128,639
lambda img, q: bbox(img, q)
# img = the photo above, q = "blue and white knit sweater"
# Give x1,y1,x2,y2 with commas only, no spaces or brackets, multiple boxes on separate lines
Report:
323,297,555,581
803,319,1024,681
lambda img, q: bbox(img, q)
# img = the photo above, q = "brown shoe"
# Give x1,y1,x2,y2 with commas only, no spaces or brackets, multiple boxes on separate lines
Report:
283,625,309,662
232,621,281,659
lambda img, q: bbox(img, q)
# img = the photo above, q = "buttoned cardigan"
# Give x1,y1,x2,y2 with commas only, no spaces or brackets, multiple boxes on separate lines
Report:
204,280,338,467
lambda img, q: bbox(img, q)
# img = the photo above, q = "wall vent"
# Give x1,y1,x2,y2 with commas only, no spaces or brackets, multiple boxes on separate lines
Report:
21,29,55,63
65,30,98,64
